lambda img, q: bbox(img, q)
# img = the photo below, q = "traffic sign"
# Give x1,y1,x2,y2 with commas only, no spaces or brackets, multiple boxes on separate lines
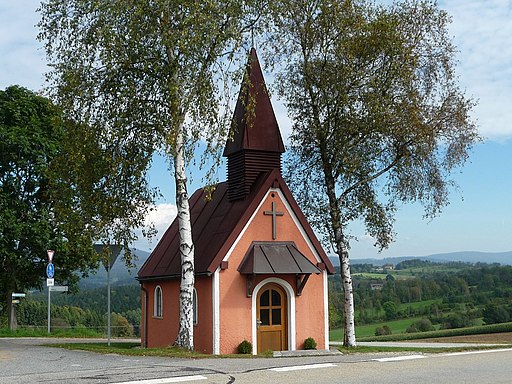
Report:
46,263,55,278
46,278,54,287
11,293,26,298
11,299,20,304
49,286,68,292
47,249,54,263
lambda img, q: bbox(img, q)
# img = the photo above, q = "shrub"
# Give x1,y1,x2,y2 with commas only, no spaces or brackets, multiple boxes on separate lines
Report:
375,325,392,336
407,318,434,333
441,312,473,329
237,340,252,354
483,303,511,325
382,301,398,320
304,337,317,350
110,313,134,337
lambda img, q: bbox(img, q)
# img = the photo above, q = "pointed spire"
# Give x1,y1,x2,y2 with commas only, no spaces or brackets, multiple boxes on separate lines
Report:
223,48,286,201
223,48,285,156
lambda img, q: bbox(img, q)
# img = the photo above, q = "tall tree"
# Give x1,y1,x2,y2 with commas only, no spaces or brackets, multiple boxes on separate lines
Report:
0,86,99,329
38,0,258,349
269,0,479,346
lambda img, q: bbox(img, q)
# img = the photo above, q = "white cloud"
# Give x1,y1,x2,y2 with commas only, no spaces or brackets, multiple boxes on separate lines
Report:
357,234,375,243
0,1,48,91
132,203,177,252
441,0,512,139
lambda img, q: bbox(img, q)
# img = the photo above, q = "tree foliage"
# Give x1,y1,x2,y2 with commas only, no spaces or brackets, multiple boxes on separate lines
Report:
0,86,100,327
38,0,261,349
267,0,479,346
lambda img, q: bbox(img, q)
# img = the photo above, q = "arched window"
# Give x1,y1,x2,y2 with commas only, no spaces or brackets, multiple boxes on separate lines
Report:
154,285,163,318
193,288,198,325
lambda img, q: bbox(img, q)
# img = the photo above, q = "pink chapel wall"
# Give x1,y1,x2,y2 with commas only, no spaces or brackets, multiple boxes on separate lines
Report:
141,189,327,354
217,190,327,354
141,276,213,353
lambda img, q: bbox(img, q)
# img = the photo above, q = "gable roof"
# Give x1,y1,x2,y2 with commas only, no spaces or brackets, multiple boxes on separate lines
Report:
137,169,335,281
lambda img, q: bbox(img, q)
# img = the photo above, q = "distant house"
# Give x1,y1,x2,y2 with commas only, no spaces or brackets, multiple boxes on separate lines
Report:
137,49,335,355
383,264,394,271
370,283,384,290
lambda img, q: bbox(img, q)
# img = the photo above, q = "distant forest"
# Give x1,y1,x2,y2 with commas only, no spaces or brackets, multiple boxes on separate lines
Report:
329,260,512,330
8,260,512,337
14,285,141,336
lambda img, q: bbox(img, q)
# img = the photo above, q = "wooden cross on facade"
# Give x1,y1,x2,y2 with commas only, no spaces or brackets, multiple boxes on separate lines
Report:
264,201,284,240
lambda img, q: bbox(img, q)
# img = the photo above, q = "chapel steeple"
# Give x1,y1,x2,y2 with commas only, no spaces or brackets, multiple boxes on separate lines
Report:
223,48,285,201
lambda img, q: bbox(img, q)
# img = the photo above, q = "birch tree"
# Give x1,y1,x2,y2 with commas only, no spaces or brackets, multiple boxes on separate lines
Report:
38,0,257,350
269,0,479,346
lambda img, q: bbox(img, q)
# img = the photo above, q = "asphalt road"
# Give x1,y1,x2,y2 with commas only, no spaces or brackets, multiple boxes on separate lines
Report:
1,338,512,383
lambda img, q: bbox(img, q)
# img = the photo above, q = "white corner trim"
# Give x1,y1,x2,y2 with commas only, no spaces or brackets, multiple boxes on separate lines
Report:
212,268,220,355
251,277,296,355
323,270,329,349
270,188,322,263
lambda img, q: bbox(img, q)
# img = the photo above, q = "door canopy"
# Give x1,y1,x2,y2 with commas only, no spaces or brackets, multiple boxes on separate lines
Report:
238,242,321,297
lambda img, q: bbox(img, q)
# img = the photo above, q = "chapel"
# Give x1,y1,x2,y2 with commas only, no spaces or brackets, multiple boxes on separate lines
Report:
137,48,335,355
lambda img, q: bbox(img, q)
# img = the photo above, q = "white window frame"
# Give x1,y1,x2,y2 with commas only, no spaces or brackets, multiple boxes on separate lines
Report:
154,285,163,318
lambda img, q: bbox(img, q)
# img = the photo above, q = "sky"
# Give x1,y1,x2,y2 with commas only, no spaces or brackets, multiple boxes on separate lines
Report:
1,0,511,259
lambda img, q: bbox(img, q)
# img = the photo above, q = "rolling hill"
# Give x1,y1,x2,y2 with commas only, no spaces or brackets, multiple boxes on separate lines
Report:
329,251,512,267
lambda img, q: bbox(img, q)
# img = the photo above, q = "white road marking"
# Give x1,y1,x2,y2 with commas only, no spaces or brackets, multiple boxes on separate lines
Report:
270,363,336,372
113,375,208,384
441,348,512,357
374,355,426,362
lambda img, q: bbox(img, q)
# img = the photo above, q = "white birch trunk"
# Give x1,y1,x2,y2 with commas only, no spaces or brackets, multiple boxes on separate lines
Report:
324,173,357,347
173,124,195,350
339,243,356,347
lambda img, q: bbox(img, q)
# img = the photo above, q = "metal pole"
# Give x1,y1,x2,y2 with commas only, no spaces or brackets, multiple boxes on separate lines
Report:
47,287,51,333
107,262,111,346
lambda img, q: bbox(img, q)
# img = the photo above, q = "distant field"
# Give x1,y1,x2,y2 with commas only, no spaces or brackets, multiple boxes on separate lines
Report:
352,272,387,279
330,316,426,340
330,318,501,342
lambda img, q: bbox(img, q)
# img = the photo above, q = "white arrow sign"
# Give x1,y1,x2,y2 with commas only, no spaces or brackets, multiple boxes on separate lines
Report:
11,293,26,298
49,286,68,292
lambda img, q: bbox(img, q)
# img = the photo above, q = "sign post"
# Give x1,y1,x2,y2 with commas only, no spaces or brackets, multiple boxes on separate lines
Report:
94,244,122,346
47,250,55,333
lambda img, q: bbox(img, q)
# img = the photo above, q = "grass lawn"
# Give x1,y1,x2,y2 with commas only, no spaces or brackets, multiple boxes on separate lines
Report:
330,316,427,340
0,327,103,338
49,341,508,358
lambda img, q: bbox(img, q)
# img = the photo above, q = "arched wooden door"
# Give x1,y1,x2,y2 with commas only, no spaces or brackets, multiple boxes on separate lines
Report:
256,283,287,353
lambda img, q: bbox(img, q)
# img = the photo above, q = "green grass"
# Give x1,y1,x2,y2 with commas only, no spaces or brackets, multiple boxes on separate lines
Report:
330,317,426,340
52,343,209,357
359,322,512,342
0,327,104,338
335,345,508,354
330,321,512,343
49,341,511,358
49,342,273,358
352,273,388,279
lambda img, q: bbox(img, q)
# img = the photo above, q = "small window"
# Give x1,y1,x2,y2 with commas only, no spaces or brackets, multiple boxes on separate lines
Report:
193,288,198,325
154,285,163,318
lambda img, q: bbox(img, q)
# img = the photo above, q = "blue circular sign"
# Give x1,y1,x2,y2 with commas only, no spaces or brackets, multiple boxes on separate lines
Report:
46,263,55,278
